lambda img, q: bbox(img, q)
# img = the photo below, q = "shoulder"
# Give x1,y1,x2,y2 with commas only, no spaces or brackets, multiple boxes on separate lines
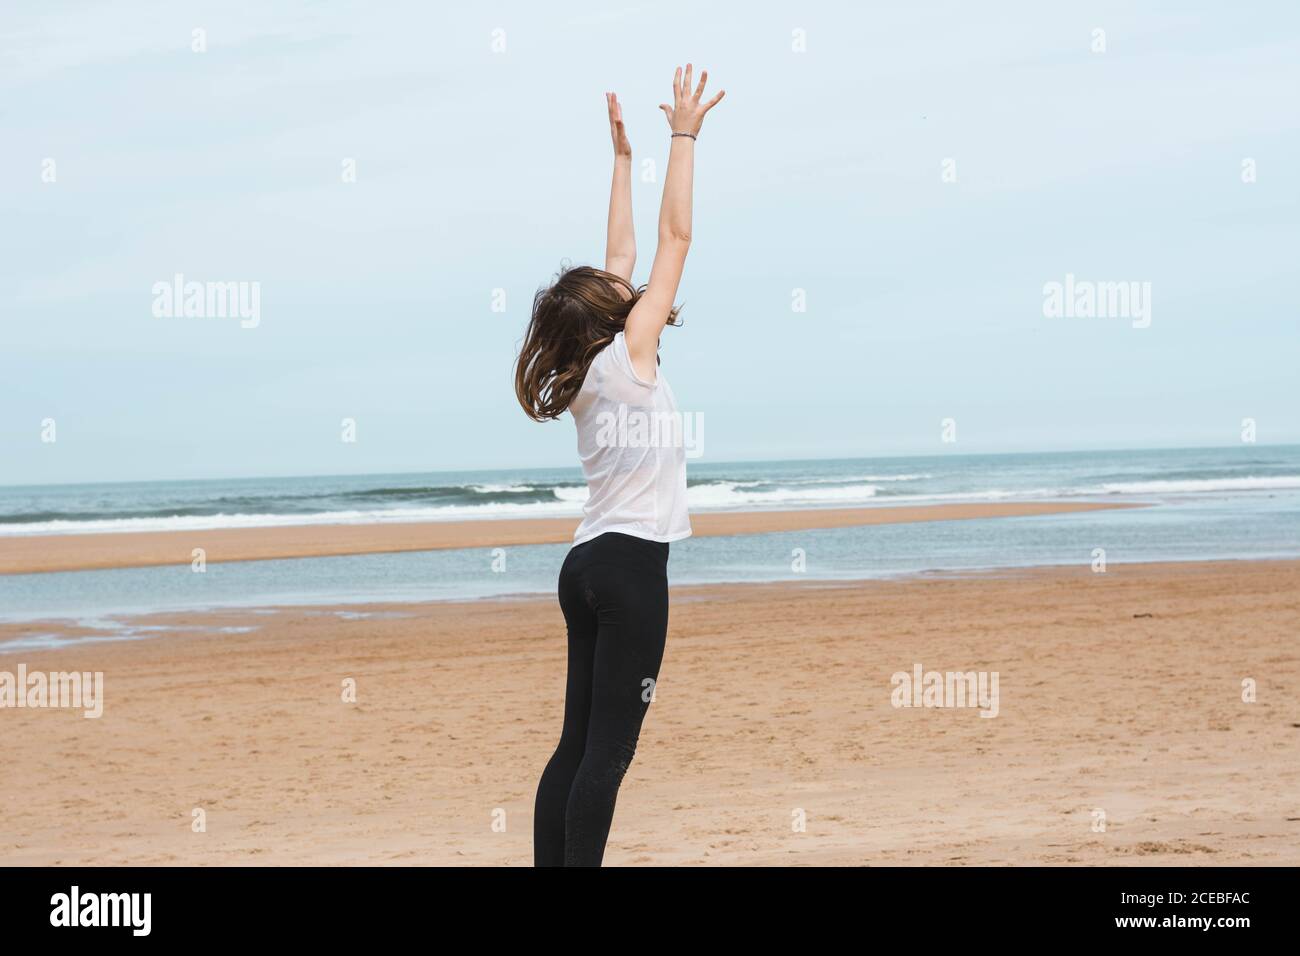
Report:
604,331,656,388
578,333,656,412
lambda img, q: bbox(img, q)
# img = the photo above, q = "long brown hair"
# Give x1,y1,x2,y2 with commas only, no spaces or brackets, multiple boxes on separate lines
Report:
514,265,680,421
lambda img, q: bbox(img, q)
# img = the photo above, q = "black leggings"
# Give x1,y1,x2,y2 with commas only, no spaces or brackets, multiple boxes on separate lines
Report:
533,531,670,867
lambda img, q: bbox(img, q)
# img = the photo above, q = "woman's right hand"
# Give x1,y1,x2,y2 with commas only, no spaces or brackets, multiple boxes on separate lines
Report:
607,92,632,158
658,63,724,136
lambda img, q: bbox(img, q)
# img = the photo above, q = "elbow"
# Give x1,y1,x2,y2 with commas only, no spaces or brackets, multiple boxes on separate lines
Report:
660,229,692,247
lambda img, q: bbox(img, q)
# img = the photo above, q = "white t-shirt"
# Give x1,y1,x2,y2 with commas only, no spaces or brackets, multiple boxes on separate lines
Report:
570,331,692,545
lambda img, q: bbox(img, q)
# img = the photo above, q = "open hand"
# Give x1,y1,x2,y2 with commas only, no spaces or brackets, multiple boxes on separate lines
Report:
659,63,724,136
606,92,631,157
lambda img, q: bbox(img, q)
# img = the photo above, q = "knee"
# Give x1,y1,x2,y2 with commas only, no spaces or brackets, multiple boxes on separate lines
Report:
550,730,588,765
586,735,639,779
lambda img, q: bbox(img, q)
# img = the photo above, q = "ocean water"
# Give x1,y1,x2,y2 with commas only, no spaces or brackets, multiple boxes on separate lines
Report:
4,445,1299,536
1,446,1298,638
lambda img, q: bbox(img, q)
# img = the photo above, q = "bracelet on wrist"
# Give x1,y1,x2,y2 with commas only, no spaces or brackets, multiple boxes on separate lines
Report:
671,130,697,141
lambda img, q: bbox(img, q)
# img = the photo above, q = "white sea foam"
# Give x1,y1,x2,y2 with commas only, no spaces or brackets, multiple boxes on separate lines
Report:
686,481,881,509
1094,476,1300,494
552,486,590,503
0,503,584,536
2,474,1296,536
849,473,932,482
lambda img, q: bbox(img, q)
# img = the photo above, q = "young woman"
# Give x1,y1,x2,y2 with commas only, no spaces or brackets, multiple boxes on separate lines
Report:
515,65,724,867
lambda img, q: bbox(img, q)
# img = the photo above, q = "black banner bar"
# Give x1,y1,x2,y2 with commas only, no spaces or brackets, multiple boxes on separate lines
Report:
0,865,1279,942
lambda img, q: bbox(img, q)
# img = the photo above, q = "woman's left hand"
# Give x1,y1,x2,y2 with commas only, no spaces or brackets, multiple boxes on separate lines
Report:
659,64,724,136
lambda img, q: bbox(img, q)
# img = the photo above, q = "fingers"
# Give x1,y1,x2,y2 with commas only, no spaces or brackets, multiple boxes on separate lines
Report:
607,92,627,134
671,64,719,109
702,89,725,112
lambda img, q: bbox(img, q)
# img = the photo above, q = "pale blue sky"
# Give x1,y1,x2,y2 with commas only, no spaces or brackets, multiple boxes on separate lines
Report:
2,1,1297,485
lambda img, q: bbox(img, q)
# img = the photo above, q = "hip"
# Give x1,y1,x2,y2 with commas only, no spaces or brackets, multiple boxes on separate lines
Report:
561,530,670,579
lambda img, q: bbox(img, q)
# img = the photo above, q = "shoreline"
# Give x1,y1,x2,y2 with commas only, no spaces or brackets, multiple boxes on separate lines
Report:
2,558,1295,865
0,499,1142,576
0,553,1284,649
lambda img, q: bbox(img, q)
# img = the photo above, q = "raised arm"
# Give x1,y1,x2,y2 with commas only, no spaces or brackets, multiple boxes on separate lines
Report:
604,92,636,281
624,64,724,382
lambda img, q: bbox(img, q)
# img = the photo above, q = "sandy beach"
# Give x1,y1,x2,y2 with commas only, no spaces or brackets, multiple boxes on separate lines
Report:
0,500,1140,575
2,557,1296,866
5,0,1298,891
